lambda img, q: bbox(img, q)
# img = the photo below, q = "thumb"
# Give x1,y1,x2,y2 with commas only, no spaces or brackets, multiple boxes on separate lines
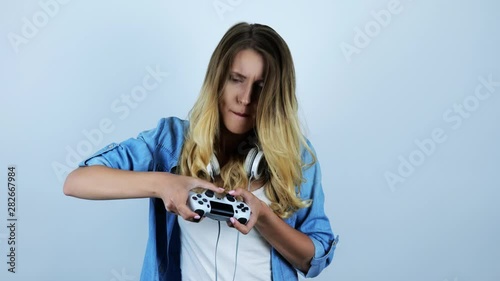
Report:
177,204,201,221
194,179,224,193
228,188,248,200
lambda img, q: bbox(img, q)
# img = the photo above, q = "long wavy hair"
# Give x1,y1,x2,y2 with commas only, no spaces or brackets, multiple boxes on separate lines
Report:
178,22,316,218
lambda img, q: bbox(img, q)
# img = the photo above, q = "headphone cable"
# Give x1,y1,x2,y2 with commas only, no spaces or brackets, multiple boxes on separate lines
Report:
231,231,240,281
214,221,221,281
214,178,252,281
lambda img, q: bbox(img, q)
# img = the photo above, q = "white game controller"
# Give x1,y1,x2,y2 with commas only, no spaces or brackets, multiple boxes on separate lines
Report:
188,189,251,225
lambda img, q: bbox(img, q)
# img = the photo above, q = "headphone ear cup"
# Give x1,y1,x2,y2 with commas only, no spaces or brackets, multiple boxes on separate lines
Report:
206,154,220,179
244,147,266,180
243,148,257,178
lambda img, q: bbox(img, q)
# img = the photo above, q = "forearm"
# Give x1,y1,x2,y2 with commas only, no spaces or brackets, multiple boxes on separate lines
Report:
255,203,315,273
63,165,165,200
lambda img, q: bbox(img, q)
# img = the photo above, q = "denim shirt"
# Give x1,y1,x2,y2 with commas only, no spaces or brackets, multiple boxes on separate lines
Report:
79,117,339,281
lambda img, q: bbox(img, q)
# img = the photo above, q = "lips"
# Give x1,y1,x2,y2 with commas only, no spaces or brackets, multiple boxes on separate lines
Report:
232,110,250,118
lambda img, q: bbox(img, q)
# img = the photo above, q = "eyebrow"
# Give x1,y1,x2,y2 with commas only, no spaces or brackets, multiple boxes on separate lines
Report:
230,71,246,79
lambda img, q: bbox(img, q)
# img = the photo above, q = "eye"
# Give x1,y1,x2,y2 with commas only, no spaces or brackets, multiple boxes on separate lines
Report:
229,75,243,83
253,81,264,92
252,82,264,98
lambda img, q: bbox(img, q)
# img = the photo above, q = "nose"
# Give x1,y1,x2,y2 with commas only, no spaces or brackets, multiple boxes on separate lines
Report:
238,84,252,105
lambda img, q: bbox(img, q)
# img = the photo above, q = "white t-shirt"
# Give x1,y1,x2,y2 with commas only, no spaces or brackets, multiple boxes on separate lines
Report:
179,187,272,281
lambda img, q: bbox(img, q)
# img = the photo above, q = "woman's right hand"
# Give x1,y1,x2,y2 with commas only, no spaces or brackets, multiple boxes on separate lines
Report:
156,173,224,221
64,166,223,221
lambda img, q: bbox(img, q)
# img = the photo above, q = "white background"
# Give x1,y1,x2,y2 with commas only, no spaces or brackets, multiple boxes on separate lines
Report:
1,0,499,280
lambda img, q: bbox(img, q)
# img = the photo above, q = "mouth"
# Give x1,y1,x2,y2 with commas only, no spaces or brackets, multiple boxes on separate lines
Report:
232,110,250,118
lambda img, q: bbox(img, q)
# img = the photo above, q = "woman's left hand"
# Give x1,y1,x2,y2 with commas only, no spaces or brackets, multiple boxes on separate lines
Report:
227,188,269,234
228,188,315,273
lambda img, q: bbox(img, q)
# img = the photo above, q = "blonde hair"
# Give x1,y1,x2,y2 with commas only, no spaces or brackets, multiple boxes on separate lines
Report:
179,22,316,218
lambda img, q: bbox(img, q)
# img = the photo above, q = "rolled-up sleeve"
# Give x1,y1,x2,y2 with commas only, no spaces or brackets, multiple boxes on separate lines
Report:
295,139,339,278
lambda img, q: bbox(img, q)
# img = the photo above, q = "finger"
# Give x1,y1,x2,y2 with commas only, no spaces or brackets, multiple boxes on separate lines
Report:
165,198,179,214
228,188,245,197
230,217,252,234
194,179,225,193
228,188,251,202
177,204,201,221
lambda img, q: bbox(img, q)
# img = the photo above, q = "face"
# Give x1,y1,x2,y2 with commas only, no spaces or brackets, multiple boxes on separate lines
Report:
219,49,265,135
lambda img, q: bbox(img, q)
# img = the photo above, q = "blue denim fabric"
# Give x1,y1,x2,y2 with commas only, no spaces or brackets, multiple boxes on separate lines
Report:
79,117,338,281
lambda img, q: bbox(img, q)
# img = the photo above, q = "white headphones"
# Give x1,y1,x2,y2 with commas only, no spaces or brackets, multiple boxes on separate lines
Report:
207,147,267,181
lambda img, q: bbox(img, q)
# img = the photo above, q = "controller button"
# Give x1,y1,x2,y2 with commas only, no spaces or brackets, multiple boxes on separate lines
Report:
238,203,244,208
205,190,214,198
196,194,202,198
238,218,248,225
226,194,235,202
191,196,197,200
198,201,204,205
203,198,208,202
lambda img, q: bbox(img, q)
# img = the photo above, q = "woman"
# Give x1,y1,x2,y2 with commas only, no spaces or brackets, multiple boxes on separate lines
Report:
64,22,338,281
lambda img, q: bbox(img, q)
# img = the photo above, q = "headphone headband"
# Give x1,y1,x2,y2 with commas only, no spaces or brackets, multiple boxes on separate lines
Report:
206,146,266,181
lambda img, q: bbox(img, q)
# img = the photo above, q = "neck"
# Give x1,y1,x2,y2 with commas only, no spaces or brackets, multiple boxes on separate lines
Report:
217,126,251,164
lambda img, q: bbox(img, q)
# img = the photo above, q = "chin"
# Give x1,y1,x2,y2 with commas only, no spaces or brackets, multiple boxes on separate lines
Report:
228,127,252,135
224,123,252,135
